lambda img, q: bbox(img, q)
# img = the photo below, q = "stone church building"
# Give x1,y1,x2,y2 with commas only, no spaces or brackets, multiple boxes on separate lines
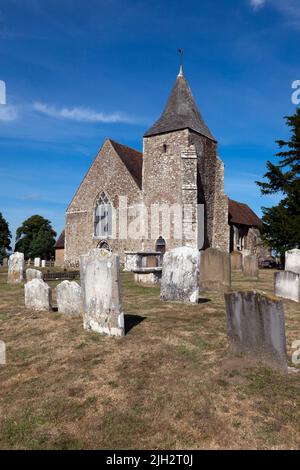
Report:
56,66,265,267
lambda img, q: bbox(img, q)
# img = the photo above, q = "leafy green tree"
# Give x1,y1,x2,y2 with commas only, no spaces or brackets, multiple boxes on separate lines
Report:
257,108,300,257
15,215,57,259
0,212,11,263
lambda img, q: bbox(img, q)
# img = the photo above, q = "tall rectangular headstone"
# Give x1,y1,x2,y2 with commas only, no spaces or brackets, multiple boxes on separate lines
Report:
80,249,124,337
41,260,46,268
285,249,300,274
2,258,8,267
160,247,200,303
199,248,231,292
34,258,41,268
231,251,243,271
7,252,25,284
275,271,300,303
224,291,287,373
243,255,259,279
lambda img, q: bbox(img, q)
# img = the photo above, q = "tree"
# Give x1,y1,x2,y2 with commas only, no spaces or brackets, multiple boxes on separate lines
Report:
256,108,300,257
0,212,11,263
15,215,57,259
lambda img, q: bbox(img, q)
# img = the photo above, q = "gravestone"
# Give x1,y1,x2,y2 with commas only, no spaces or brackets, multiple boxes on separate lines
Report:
231,251,243,271
26,268,43,282
285,249,300,274
199,248,231,292
275,271,300,303
160,247,200,303
27,258,32,267
25,278,52,312
34,258,41,268
7,252,25,284
80,249,124,336
224,291,287,373
2,258,8,267
124,252,140,272
56,280,82,316
243,255,259,279
41,260,46,268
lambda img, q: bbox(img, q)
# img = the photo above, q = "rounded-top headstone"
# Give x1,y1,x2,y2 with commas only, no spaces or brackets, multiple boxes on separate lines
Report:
26,268,43,282
56,280,82,316
24,278,52,312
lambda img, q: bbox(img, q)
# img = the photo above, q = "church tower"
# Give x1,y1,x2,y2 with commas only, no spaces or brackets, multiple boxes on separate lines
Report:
142,66,229,253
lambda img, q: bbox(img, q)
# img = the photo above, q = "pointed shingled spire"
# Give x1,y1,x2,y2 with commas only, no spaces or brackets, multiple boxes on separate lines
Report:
144,68,216,141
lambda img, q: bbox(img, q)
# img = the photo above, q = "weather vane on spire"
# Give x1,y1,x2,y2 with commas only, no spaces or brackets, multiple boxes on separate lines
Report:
177,49,184,77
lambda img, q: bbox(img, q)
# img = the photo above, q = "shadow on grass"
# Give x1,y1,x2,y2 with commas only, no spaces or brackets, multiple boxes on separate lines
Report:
125,314,146,335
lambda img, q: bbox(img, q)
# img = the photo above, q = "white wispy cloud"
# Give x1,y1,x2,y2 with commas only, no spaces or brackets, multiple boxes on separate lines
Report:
33,102,134,124
250,0,266,10
0,105,19,122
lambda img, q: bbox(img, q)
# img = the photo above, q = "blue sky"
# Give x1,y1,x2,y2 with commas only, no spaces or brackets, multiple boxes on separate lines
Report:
0,0,299,245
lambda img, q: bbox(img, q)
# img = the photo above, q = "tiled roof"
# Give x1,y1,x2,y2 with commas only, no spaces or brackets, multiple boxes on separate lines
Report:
228,199,262,228
109,139,143,189
54,230,65,249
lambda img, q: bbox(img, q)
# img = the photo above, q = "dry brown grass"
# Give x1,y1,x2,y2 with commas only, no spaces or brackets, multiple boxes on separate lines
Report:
0,267,299,450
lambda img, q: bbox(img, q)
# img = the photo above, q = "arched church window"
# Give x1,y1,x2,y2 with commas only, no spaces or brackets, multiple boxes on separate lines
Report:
94,191,113,238
97,240,112,252
155,236,166,254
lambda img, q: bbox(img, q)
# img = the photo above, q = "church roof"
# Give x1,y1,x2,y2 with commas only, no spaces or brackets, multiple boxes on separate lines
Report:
144,67,216,141
109,139,143,189
55,230,65,249
228,199,262,228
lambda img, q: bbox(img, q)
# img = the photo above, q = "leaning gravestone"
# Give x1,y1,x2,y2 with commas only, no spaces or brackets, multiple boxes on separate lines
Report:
231,251,243,272
224,291,287,373
25,278,52,312
26,268,43,282
34,258,41,268
7,252,25,284
243,255,259,279
199,248,231,292
275,271,300,303
285,249,300,274
56,280,82,317
80,249,124,337
160,246,200,303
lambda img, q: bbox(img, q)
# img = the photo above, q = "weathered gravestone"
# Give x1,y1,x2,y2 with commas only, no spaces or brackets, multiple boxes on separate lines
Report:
56,280,82,317
285,249,300,274
80,249,124,337
275,271,300,303
26,268,43,282
7,252,25,284
231,251,243,271
160,247,200,303
224,291,287,373
25,278,52,312
2,258,8,267
243,255,259,279
27,258,32,267
199,248,231,292
41,260,46,268
34,258,41,268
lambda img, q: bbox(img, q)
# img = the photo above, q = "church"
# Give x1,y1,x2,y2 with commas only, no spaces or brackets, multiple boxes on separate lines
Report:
56,66,266,267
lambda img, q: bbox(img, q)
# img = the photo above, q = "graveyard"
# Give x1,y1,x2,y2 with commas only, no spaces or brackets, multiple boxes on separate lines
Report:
0,263,299,450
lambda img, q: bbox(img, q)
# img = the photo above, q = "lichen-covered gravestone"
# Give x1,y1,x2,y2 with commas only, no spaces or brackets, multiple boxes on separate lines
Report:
25,278,52,312
285,249,300,274
199,247,231,292
26,268,43,282
275,271,300,303
34,258,41,268
231,251,243,271
160,246,200,303
7,252,25,284
224,291,287,373
56,280,82,317
243,255,259,279
80,249,124,336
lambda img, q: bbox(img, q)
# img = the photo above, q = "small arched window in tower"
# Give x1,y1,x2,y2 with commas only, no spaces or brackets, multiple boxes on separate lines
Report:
155,236,166,255
97,240,112,252
94,191,113,238
163,144,168,154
